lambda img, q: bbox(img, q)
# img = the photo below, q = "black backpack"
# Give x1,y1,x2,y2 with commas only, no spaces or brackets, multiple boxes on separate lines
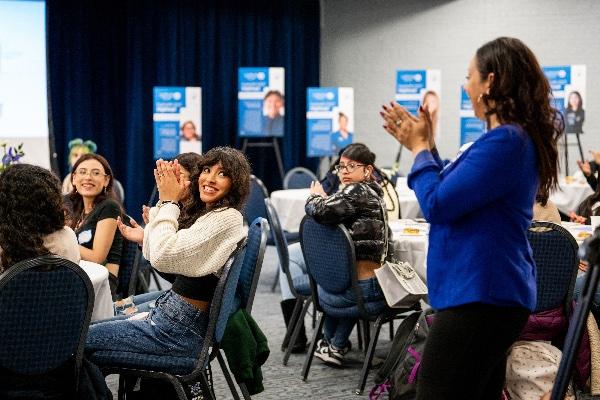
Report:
370,308,434,400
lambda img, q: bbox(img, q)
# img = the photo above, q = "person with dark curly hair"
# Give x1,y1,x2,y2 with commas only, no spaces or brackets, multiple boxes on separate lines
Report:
66,153,123,298
117,152,204,246
0,164,80,273
381,37,563,399
85,146,251,365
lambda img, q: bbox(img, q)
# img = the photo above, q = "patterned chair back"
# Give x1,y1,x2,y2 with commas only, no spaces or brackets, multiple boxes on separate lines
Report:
283,167,318,190
243,175,269,224
0,256,93,376
528,221,579,313
300,216,355,295
237,217,268,314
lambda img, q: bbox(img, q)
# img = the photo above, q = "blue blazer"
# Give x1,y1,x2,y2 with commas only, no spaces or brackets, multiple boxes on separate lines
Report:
408,124,538,311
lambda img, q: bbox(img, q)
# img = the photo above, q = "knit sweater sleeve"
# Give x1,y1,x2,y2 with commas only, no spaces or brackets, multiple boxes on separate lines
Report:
142,204,246,277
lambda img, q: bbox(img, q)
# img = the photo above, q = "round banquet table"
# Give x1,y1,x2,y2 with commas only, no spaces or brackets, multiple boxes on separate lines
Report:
388,219,429,283
550,176,594,215
270,188,311,233
79,260,114,321
395,177,423,219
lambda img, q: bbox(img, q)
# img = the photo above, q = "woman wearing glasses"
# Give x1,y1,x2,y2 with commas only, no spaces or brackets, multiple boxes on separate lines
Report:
279,143,387,366
66,153,123,298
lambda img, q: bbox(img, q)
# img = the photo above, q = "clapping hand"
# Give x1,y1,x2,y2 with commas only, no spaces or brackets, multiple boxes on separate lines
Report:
577,159,592,176
154,159,189,203
117,216,144,245
380,102,434,153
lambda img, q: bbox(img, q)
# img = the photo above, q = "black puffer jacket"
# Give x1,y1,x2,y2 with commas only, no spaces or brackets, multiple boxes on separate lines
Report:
305,181,386,263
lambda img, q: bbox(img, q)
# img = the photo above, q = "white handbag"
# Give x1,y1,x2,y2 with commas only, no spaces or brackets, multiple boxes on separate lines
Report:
375,200,428,308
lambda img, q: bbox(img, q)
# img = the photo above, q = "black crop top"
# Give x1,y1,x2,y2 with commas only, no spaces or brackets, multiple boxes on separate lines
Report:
171,274,219,302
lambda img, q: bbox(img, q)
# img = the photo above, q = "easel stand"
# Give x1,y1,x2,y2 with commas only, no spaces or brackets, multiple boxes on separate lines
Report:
241,137,285,183
563,131,585,176
551,231,600,399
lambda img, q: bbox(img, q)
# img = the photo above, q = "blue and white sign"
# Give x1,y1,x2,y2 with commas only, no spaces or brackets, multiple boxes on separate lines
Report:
153,86,202,159
306,87,354,157
395,69,442,137
543,65,586,134
459,87,486,145
238,67,285,137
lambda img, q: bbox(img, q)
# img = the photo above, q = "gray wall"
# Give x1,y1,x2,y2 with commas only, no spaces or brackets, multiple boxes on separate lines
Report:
321,0,600,174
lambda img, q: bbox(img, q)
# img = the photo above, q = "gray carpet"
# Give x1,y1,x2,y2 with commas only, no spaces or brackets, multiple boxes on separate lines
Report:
106,247,395,399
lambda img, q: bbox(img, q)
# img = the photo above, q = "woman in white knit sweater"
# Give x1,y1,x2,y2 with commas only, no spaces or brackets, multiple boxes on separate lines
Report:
85,147,251,364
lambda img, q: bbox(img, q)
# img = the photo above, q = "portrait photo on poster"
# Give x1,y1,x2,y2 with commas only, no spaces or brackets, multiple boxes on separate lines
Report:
262,89,285,137
330,111,353,154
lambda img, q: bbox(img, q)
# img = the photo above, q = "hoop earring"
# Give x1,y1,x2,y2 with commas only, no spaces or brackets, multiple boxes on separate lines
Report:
104,186,107,195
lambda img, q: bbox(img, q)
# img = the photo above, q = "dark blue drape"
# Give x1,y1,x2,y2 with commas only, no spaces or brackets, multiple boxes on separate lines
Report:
47,0,320,215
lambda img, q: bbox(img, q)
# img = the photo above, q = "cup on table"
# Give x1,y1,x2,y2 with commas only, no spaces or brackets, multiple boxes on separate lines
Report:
590,216,600,230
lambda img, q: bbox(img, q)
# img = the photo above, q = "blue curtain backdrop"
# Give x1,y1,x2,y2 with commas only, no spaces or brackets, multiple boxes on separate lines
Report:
47,0,320,215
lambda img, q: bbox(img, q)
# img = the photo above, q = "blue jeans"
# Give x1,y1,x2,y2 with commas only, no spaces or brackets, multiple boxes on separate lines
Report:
574,271,600,319
279,242,307,301
86,290,208,359
320,277,384,349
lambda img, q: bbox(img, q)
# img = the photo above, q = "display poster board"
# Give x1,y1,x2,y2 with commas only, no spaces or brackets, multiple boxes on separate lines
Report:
395,69,442,137
306,87,354,157
153,87,202,159
543,65,586,134
238,67,285,138
459,87,486,145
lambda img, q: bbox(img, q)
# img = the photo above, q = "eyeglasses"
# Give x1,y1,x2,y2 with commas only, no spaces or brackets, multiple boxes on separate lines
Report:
74,168,107,178
334,163,366,174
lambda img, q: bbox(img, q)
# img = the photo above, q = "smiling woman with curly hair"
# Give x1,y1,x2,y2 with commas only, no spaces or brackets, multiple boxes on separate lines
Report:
0,164,80,272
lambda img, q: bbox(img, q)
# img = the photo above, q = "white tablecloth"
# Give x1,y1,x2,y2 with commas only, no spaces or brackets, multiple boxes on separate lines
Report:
395,178,423,219
560,221,593,245
270,188,311,233
389,219,429,283
550,176,594,214
79,260,114,321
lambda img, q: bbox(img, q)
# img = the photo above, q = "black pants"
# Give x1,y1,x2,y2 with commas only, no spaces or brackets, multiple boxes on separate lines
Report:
416,303,530,400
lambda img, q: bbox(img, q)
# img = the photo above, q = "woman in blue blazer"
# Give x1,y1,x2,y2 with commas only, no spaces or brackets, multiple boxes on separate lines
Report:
381,37,563,400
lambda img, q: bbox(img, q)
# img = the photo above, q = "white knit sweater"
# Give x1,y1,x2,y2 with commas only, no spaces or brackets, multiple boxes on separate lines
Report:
142,204,246,277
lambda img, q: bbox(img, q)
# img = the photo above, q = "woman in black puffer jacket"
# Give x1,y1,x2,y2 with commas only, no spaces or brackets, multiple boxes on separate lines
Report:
278,143,388,366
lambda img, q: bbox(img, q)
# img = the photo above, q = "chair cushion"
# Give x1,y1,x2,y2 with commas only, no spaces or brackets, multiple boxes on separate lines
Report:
91,350,198,376
292,274,311,297
318,285,388,318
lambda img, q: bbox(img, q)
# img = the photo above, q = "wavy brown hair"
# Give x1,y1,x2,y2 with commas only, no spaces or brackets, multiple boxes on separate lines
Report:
188,147,251,215
476,37,563,203
67,153,120,229
0,164,65,271
174,152,203,229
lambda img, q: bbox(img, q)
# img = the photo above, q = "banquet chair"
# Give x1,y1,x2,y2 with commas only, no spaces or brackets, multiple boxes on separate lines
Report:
96,240,247,400
244,174,298,292
283,167,318,190
528,221,580,314
116,214,141,299
217,217,268,400
0,256,94,397
299,216,419,395
264,198,312,366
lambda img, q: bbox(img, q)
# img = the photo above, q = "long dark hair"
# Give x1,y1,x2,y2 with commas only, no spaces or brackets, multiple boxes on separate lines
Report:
174,152,203,229
0,164,65,271
188,147,251,216
476,37,563,202
67,153,119,229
